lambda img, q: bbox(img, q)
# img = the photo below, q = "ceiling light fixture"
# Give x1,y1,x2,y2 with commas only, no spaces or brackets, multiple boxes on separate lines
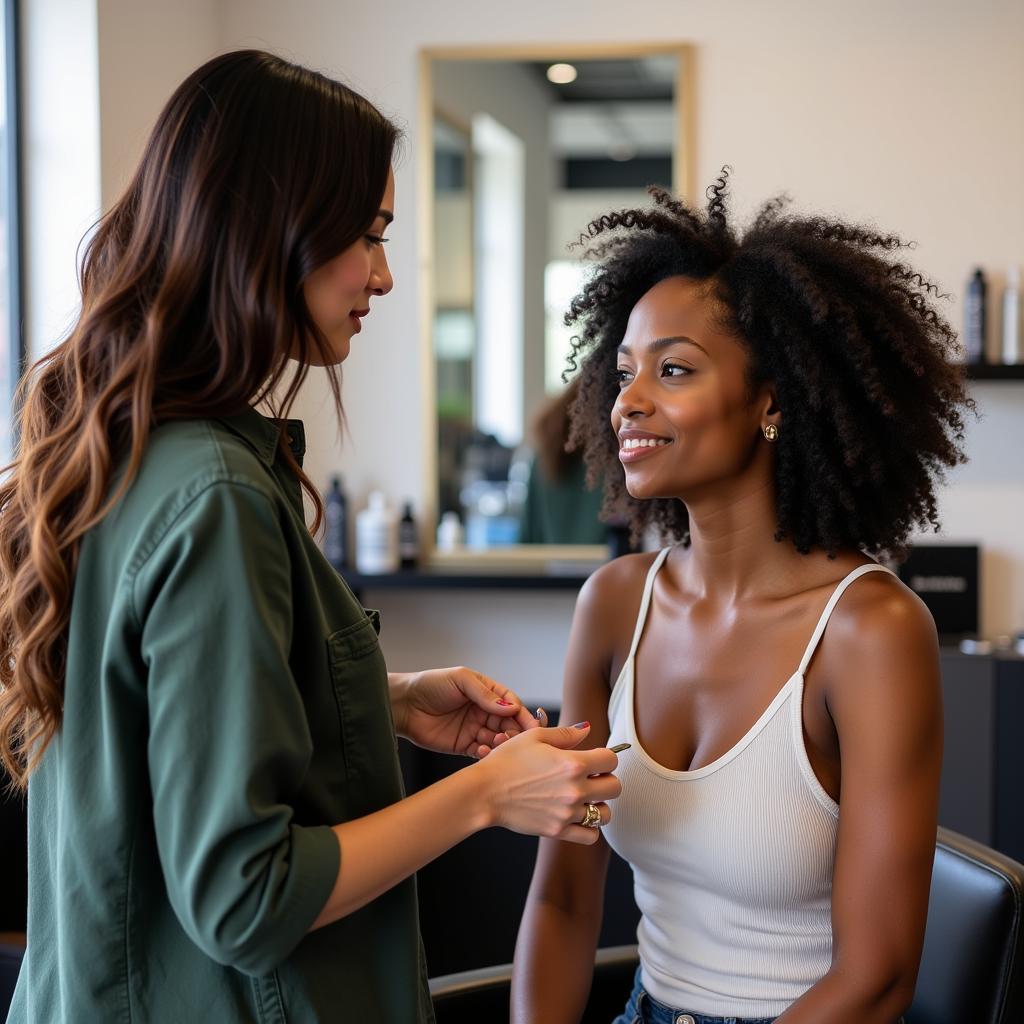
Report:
546,62,578,85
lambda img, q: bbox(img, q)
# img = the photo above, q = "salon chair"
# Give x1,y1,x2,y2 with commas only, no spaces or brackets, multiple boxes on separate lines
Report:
429,828,1024,1024
907,828,1024,1023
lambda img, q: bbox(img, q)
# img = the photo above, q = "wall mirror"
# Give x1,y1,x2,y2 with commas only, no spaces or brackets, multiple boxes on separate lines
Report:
420,45,694,564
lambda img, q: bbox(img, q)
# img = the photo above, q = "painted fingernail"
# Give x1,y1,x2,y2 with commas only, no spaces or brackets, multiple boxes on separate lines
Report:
534,707,546,720
496,698,514,706
610,742,632,754
572,721,590,729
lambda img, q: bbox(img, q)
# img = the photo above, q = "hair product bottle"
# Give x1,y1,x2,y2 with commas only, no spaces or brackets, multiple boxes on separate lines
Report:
1002,266,1021,365
399,501,419,569
436,511,464,553
963,267,988,364
355,492,399,575
324,475,349,570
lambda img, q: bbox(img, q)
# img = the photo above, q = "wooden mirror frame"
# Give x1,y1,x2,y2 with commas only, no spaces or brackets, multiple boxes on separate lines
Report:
417,42,697,570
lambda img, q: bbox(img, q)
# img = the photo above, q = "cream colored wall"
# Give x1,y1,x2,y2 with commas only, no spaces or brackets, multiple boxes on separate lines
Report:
76,0,1024,700
96,0,223,210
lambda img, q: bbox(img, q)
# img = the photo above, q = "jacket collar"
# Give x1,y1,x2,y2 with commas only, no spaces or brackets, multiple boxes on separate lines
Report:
217,407,306,467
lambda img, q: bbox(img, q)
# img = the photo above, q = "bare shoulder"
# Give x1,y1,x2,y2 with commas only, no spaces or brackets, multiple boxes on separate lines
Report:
578,549,661,612
825,568,938,663
568,550,664,683
819,567,941,714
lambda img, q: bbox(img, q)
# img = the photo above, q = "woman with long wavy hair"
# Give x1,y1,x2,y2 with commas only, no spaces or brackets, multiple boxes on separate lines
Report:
0,50,623,1023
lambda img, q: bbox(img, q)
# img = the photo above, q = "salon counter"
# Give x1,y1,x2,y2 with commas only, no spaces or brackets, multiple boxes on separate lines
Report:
937,648,1024,863
341,566,593,594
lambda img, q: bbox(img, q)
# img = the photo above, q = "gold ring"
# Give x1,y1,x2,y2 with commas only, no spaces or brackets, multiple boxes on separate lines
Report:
580,802,602,829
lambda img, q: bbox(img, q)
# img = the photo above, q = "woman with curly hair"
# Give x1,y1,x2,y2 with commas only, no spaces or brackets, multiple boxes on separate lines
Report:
512,170,972,1024
0,51,623,1024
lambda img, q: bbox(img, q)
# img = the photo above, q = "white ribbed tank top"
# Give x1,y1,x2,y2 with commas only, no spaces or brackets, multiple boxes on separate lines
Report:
602,549,896,1018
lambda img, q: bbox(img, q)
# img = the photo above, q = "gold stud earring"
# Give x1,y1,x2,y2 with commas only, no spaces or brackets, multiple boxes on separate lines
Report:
763,424,778,442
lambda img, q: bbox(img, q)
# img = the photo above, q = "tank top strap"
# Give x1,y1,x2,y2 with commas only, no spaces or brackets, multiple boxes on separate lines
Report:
625,546,673,662
797,562,898,676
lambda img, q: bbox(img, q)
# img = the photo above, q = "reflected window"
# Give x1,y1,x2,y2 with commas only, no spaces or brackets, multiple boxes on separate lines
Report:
544,260,589,393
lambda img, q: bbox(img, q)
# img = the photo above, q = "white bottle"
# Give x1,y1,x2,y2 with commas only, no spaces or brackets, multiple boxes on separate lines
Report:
355,491,399,575
436,511,464,553
1002,265,1021,365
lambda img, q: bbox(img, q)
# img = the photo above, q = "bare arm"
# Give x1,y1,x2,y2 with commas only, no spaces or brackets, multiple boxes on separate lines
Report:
311,721,621,929
512,556,648,1023
777,579,943,1023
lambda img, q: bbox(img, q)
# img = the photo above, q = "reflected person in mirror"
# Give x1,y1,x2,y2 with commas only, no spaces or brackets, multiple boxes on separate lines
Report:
0,50,624,1024
513,169,974,1024
519,377,607,545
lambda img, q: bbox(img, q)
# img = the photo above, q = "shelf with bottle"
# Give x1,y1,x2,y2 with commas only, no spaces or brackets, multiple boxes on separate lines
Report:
965,363,1024,381
962,265,1021,376
338,567,595,593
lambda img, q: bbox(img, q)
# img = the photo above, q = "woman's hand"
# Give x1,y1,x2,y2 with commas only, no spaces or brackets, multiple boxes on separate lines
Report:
472,722,622,845
390,666,541,758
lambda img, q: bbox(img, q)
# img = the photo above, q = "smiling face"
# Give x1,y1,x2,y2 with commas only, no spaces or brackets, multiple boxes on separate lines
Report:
301,168,396,365
611,275,779,501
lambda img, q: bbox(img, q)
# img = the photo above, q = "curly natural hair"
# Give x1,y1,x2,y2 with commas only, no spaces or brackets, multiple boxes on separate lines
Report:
564,168,975,558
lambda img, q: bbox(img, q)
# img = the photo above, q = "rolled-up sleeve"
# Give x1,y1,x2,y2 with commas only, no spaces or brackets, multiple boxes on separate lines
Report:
133,479,340,977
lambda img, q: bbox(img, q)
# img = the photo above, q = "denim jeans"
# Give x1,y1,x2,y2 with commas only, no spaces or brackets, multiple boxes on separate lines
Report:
610,966,907,1024
611,968,776,1024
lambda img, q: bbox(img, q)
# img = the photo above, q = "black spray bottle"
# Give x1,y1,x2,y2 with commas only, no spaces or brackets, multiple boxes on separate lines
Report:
964,268,988,364
324,475,349,570
399,501,419,569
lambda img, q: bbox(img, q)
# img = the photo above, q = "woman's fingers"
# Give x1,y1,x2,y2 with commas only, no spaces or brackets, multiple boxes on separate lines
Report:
465,670,542,734
565,826,604,846
467,669,523,709
559,803,611,845
510,704,542,732
577,746,620,776
476,720,510,743
447,668,541,737
476,710,529,742
581,773,622,803
477,726,627,840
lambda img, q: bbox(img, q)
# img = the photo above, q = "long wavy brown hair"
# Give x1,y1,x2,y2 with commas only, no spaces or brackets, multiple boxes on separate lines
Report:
531,377,582,482
0,50,399,787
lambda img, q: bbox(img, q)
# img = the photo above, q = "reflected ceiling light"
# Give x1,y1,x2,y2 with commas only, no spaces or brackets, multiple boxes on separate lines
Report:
546,62,578,85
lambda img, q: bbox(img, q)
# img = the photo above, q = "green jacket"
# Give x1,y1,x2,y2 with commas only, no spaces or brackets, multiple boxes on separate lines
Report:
8,409,435,1023
518,455,606,546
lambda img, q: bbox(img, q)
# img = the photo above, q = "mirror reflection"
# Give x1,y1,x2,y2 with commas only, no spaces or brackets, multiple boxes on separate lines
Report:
430,51,684,550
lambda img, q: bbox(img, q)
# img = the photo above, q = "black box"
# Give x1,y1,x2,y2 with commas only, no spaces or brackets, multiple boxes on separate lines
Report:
895,544,979,640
